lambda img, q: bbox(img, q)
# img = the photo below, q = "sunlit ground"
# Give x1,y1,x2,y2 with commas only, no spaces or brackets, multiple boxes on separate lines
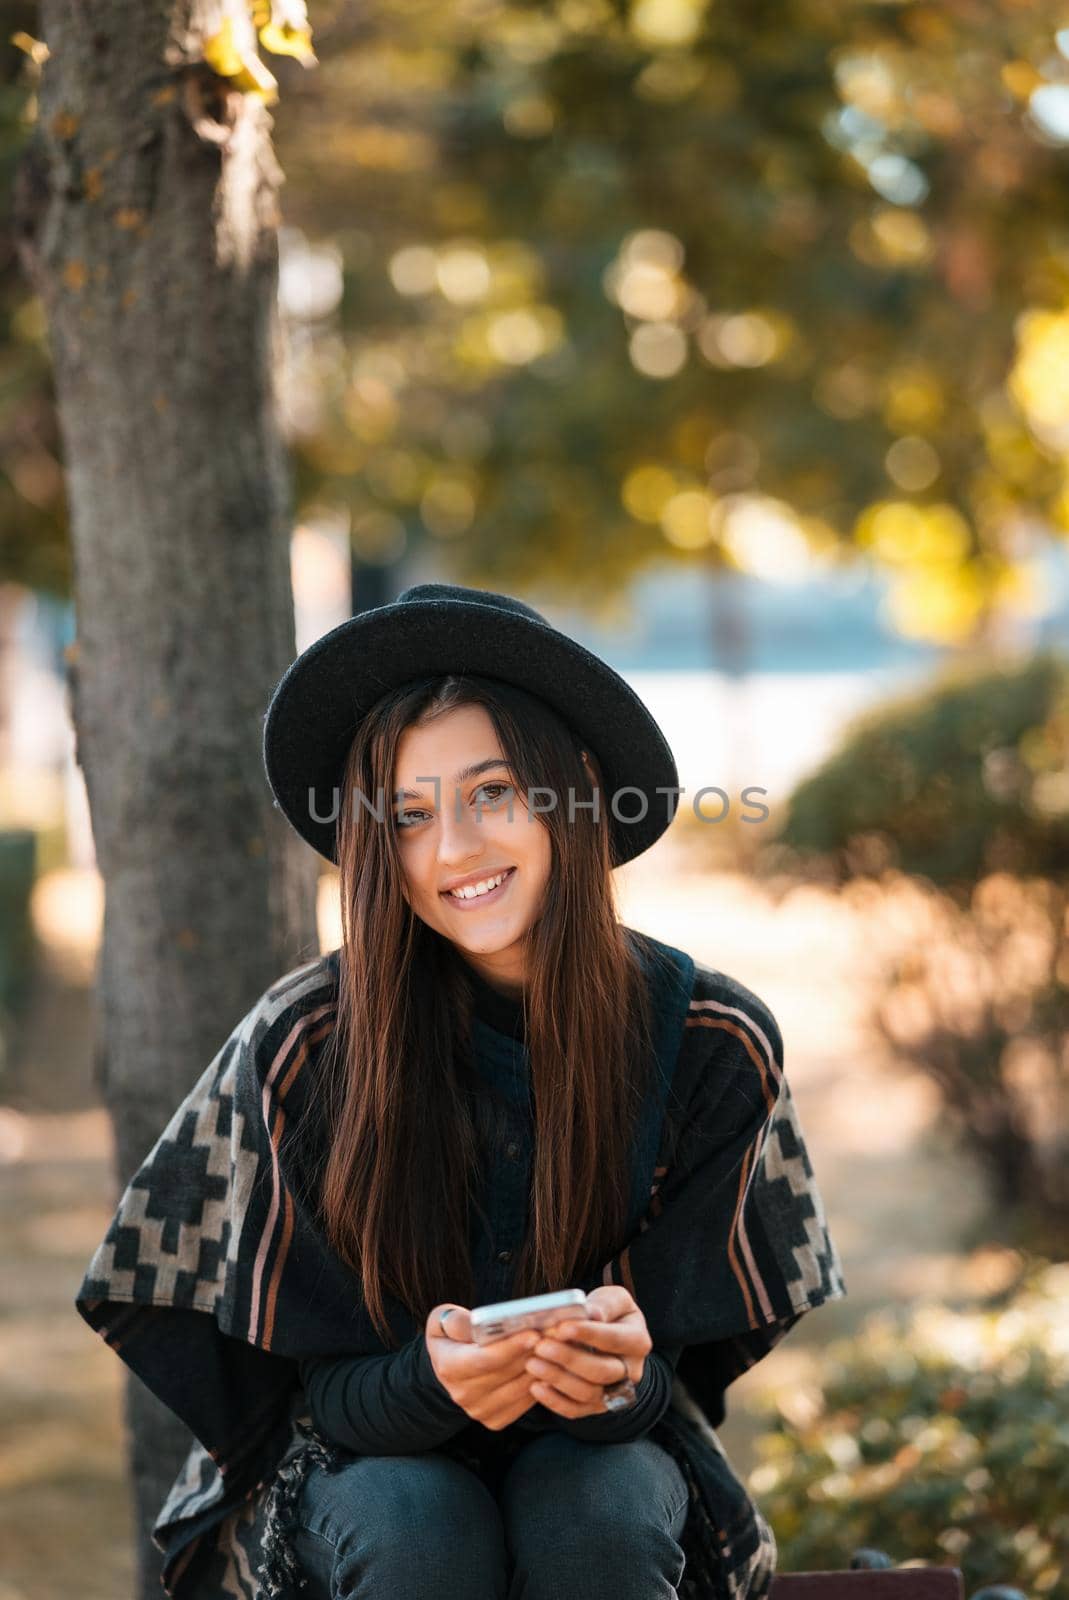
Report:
0,842,1021,1598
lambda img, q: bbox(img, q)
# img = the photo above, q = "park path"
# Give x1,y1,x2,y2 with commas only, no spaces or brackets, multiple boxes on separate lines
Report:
0,856,999,1600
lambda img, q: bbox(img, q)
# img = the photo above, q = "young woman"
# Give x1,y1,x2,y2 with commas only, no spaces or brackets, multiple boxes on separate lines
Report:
76,583,847,1600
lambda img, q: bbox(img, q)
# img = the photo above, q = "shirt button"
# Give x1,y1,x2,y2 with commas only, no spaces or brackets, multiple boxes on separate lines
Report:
497,1248,513,1263
505,1141,519,1159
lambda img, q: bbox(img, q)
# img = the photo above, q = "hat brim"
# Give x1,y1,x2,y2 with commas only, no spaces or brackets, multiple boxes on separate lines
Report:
262,597,680,867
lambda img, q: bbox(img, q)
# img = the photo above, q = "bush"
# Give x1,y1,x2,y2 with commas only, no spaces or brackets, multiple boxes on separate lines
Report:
768,650,1069,890
759,652,1069,1241
863,870,1069,1230
749,1256,1069,1595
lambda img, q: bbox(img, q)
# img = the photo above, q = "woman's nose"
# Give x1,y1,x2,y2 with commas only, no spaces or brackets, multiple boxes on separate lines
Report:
436,792,486,857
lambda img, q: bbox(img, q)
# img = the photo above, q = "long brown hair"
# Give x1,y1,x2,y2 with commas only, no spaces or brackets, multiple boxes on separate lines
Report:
292,673,657,1347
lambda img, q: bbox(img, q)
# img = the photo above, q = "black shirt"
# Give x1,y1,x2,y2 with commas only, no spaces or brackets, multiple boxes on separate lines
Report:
298,963,680,1456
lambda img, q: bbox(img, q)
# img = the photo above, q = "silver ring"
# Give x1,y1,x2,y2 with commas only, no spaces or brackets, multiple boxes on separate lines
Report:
601,1355,637,1412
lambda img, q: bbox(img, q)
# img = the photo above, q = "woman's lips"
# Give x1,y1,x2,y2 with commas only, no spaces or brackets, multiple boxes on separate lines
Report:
440,866,516,910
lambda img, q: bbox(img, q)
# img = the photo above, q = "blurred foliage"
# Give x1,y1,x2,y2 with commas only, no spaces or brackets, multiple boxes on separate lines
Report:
767,655,1069,1233
5,3,1069,627
772,651,1069,886
265,0,1069,626
750,1256,1069,1596
0,9,68,594
871,870,1069,1231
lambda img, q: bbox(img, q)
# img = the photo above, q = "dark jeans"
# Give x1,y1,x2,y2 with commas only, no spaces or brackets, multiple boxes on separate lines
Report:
291,1429,691,1599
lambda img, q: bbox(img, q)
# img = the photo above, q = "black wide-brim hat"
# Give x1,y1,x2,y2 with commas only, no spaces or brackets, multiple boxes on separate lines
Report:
262,583,680,867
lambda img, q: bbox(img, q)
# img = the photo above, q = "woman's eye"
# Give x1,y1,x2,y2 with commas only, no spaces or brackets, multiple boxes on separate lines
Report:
396,783,511,829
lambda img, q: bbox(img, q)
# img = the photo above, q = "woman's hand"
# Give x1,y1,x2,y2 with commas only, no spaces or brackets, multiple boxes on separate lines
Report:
522,1286,652,1419
425,1304,542,1432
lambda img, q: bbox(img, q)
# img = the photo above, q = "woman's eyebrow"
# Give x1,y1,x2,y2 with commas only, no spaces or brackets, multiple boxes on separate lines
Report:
397,759,511,802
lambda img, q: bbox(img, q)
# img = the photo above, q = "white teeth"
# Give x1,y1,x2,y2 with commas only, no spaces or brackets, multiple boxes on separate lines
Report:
448,870,509,900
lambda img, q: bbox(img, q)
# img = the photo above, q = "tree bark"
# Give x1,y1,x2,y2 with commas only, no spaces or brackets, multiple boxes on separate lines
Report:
14,5,319,1593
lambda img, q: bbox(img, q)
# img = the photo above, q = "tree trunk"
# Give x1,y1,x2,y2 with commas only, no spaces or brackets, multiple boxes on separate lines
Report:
14,5,319,1594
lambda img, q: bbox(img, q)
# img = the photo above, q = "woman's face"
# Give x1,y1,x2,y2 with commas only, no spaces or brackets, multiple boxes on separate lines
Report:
392,703,553,995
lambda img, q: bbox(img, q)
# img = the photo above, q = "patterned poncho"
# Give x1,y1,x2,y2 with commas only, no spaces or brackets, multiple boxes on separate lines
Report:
75,928,847,1600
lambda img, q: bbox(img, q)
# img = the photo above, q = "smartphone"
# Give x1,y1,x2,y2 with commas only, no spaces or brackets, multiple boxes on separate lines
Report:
469,1288,590,1346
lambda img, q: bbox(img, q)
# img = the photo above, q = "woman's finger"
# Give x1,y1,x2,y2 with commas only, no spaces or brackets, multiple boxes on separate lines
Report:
538,1317,649,1362
450,1335,538,1391
426,1310,540,1392
475,1345,542,1390
434,1305,472,1342
584,1285,637,1323
529,1376,599,1415
442,1345,542,1422
526,1342,639,1387
476,1376,537,1427
428,1318,536,1370
528,1358,607,1404
469,1360,546,1428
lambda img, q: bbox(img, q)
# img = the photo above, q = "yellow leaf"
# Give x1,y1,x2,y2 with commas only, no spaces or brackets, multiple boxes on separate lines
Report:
11,30,49,65
259,20,317,64
259,0,316,65
202,17,245,79
231,55,279,103
202,15,279,102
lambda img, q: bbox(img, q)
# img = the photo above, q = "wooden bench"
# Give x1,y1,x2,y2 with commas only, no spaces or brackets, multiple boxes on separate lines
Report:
770,1571,963,1599
769,1553,1026,1600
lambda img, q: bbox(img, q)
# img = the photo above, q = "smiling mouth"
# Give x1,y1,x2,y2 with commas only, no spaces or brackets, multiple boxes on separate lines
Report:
441,866,516,905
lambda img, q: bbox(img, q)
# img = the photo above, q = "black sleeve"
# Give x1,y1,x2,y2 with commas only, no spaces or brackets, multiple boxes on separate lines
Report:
298,1332,473,1455
512,1343,683,1444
